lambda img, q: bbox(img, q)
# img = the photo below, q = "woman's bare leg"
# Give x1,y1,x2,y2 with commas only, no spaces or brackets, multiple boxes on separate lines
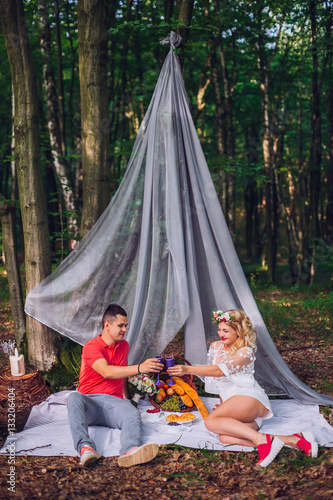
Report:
205,396,269,448
207,396,303,450
275,434,303,447
219,421,259,447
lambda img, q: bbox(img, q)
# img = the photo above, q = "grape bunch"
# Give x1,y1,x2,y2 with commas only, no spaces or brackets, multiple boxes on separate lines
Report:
160,395,181,411
178,400,187,411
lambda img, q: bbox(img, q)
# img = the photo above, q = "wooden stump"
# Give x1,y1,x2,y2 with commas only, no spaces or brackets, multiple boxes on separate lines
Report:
0,364,50,433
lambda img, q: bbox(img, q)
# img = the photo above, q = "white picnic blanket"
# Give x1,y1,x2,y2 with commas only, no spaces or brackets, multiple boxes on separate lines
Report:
1,391,332,456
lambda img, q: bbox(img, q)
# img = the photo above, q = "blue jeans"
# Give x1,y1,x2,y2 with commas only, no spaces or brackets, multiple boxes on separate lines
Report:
67,392,142,456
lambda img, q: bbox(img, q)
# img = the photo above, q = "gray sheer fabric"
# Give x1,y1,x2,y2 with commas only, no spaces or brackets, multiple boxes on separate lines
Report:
25,33,332,406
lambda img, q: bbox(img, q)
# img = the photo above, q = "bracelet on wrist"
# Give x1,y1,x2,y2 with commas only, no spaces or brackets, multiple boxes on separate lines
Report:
138,363,141,374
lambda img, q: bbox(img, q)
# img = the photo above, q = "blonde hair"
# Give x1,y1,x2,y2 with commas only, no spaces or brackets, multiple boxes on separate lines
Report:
221,309,257,356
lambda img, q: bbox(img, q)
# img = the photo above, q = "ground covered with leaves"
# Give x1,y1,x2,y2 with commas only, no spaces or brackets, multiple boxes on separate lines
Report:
1,285,333,499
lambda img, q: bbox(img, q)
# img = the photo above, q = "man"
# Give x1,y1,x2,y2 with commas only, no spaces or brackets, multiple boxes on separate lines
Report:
67,303,163,467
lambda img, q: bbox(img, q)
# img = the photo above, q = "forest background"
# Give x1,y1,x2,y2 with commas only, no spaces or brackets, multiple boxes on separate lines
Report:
0,0,332,374
0,2,333,497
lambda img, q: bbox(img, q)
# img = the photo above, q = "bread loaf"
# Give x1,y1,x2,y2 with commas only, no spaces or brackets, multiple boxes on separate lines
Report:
172,376,210,420
173,384,185,396
166,413,195,422
165,414,179,422
181,394,193,407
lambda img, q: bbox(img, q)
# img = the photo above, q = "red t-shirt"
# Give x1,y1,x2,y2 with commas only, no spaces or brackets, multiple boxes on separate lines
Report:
78,334,129,398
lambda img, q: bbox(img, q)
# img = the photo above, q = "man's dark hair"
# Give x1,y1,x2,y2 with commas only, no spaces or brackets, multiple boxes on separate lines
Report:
102,304,127,326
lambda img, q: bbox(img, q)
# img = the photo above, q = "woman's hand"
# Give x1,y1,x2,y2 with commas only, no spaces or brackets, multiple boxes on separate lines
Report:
167,364,188,377
169,364,223,378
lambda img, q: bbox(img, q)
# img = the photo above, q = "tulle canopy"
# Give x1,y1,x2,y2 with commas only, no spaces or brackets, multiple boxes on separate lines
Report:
25,33,332,406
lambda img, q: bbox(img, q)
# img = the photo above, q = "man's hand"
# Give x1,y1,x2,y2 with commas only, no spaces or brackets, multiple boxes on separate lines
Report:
139,358,164,373
91,357,164,380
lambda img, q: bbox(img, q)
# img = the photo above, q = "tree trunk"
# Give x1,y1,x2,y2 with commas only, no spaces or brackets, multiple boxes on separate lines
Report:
133,2,145,124
0,0,57,370
117,39,130,180
177,0,194,66
272,131,299,283
255,6,286,282
164,0,174,22
54,0,67,156
327,40,333,242
2,87,26,346
259,69,277,282
192,55,211,125
218,45,236,242
0,195,26,347
65,0,77,153
244,126,259,258
38,0,79,247
325,6,333,242
309,0,322,283
296,82,309,283
210,45,226,214
78,0,110,236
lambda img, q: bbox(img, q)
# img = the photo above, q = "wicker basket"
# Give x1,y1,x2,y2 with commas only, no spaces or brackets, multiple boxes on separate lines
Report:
149,355,197,412
0,364,50,434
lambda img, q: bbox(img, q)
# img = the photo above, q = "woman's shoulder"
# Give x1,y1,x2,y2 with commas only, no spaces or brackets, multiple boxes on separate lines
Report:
235,346,254,357
209,340,223,350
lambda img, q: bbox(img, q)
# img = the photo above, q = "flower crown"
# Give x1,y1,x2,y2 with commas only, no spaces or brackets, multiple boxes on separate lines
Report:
211,310,236,324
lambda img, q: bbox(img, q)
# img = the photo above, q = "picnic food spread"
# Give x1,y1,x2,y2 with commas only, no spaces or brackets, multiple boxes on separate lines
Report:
153,376,209,419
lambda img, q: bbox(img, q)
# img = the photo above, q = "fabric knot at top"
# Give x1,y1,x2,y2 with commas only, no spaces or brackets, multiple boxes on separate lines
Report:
160,31,182,50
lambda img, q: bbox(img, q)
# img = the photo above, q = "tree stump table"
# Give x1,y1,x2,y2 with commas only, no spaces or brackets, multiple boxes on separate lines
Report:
0,364,50,434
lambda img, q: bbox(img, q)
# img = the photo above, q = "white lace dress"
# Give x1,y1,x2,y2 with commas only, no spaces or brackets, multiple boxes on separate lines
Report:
204,342,273,419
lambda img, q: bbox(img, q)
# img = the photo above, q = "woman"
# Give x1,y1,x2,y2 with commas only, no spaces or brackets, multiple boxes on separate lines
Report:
167,309,318,467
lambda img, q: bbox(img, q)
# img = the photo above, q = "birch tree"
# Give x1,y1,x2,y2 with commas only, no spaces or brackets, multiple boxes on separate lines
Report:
38,0,78,246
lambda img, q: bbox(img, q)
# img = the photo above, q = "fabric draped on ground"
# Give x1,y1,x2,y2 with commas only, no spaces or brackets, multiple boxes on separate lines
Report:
1,391,332,457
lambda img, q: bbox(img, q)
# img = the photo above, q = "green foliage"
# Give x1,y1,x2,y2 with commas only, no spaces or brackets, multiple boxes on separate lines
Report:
319,377,333,395
42,335,82,392
1,0,332,281
253,285,333,344
0,269,10,307
208,155,267,182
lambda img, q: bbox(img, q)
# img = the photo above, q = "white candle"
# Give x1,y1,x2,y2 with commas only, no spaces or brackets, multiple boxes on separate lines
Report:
9,348,25,377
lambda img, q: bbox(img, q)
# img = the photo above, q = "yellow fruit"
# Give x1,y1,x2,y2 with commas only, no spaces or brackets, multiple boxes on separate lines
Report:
155,393,164,404
158,388,166,398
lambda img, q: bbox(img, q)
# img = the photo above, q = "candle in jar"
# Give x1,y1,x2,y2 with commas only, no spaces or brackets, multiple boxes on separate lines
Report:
9,348,25,377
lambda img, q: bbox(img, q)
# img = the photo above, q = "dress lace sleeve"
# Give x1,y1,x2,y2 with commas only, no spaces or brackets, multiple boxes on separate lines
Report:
218,347,255,377
206,343,214,365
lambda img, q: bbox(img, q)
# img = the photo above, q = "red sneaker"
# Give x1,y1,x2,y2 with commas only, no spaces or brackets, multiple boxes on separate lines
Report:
80,446,101,467
293,431,318,458
257,434,284,468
